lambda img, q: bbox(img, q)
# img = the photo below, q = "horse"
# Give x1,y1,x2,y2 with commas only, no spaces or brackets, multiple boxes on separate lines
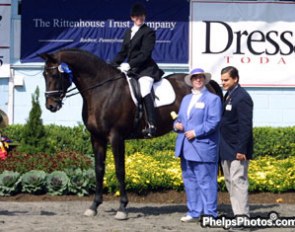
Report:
40,48,223,219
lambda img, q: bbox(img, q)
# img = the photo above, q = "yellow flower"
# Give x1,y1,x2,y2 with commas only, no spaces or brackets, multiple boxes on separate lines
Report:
114,190,120,197
218,176,225,183
256,172,267,179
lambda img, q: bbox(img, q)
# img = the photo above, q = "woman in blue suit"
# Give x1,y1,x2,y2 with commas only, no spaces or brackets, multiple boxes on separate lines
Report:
174,68,222,222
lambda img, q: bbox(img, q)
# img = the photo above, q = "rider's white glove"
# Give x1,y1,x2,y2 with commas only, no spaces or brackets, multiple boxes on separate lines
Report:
119,63,130,73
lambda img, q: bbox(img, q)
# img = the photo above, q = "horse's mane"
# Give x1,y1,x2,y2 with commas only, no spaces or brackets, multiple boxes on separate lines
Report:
60,48,114,71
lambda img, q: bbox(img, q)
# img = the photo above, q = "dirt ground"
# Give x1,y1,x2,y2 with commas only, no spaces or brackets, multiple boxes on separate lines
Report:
1,191,295,232
1,191,295,204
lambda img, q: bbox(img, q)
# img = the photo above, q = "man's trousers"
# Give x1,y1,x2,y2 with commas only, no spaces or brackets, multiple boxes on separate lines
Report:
221,160,250,216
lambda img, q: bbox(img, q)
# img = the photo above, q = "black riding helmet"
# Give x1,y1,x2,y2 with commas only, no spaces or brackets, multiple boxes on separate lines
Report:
130,2,147,17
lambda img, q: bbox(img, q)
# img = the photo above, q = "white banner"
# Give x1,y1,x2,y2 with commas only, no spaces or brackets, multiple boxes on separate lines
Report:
190,1,295,87
0,0,11,77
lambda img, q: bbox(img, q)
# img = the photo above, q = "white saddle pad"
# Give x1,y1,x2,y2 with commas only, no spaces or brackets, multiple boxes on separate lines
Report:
126,77,176,108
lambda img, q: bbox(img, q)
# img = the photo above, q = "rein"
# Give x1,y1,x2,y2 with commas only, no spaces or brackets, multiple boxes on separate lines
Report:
65,74,123,98
44,64,123,99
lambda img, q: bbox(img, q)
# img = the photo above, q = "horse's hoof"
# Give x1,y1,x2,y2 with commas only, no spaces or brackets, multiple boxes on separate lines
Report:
84,208,97,217
114,211,128,220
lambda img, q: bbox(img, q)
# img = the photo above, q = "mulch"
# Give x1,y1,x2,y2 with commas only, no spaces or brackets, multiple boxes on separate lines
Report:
0,191,294,204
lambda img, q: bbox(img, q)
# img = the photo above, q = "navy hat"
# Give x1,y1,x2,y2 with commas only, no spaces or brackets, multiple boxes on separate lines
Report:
130,3,147,17
184,68,211,86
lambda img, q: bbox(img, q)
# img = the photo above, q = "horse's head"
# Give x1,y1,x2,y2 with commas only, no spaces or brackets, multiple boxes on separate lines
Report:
39,53,73,112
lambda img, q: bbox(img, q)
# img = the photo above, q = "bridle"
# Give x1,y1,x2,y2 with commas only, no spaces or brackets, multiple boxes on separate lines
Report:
44,64,73,101
44,63,123,100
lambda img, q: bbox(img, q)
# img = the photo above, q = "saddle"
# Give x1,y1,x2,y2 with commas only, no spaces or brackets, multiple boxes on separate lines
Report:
125,76,176,134
126,76,176,107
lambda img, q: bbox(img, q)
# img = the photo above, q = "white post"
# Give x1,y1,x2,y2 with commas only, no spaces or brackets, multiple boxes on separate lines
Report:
8,68,14,124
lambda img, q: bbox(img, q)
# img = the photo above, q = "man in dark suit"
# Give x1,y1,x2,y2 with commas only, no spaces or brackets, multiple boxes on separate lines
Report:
219,66,253,220
111,3,164,137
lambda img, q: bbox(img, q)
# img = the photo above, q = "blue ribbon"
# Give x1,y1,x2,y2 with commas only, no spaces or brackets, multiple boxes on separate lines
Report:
60,62,73,85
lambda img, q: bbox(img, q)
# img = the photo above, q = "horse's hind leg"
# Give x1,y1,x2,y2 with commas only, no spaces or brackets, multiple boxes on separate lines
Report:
84,136,107,217
110,132,129,220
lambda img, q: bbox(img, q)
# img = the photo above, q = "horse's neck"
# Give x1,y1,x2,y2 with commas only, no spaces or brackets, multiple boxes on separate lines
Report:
60,50,125,103
72,66,125,103
60,53,106,92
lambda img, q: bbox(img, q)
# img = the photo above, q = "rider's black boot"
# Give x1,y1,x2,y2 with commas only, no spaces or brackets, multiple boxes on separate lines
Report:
142,94,157,138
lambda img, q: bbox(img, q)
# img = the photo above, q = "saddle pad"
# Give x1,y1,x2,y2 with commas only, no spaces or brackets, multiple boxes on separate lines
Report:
126,77,176,108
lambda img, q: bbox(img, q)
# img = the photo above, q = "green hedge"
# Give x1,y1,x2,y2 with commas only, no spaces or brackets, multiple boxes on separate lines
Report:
3,124,92,155
3,125,295,158
253,127,295,158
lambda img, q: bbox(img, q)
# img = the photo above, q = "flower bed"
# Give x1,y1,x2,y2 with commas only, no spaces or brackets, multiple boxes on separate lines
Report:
1,125,295,196
1,150,295,196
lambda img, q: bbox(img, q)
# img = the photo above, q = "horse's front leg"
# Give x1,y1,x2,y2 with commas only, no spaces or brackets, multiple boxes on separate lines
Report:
110,132,128,220
84,136,107,217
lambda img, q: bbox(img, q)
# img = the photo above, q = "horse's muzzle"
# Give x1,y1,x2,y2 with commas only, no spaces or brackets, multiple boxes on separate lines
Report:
46,98,63,112
46,104,61,112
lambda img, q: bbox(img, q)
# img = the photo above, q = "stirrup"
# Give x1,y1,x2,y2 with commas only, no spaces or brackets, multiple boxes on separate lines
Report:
142,125,156,138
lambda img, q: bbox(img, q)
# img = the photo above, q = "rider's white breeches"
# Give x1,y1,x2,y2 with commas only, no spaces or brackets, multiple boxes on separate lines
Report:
138,76,154,98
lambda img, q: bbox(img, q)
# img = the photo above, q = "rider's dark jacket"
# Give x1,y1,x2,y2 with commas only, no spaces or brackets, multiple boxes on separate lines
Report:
111,24,164,81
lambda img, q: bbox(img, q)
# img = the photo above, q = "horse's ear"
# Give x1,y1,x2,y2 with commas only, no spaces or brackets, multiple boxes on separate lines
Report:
38,53,56,62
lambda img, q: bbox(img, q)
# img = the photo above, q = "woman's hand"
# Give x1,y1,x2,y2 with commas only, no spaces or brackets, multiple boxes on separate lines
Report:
185,130,196,140
174,122,184,131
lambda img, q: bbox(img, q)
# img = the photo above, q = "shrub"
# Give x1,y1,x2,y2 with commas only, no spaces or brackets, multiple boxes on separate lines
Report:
0,151,92,174
1,124,295,196
125,133,177,156
46,171,69,195
45,124,92,154
0,170,21,196
21,170,47,194
253,127,295,158
4,125,295,159
18,87,48,154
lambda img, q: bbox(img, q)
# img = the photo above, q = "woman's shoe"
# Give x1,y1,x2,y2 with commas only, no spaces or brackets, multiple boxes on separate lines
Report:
180,215,199,223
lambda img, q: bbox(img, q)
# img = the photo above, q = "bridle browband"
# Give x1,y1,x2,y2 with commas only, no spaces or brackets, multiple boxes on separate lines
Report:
44,64,123,99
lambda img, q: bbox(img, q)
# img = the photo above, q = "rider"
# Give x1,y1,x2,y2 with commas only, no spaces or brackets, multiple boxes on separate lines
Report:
111,2,164,137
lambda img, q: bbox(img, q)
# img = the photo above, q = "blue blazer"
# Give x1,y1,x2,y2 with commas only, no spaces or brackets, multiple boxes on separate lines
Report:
175,88,222,162
219,85,253,161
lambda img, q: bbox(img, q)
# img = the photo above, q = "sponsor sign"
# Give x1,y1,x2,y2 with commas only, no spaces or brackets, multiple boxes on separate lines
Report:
21,0,189,63
191,1,295,86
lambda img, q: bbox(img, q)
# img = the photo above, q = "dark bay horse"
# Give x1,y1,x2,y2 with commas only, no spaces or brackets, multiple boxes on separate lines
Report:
40,48,222,219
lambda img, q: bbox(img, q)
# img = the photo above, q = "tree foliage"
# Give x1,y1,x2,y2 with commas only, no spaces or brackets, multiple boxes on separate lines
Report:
18,87,47,154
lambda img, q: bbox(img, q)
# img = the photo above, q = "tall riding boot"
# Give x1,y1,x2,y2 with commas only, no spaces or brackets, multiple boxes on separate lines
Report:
142,94,157,138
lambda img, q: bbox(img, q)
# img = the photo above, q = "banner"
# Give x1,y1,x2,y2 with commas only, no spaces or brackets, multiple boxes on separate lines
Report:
21,0,189,64
0,0,11,77
191,1,295,87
